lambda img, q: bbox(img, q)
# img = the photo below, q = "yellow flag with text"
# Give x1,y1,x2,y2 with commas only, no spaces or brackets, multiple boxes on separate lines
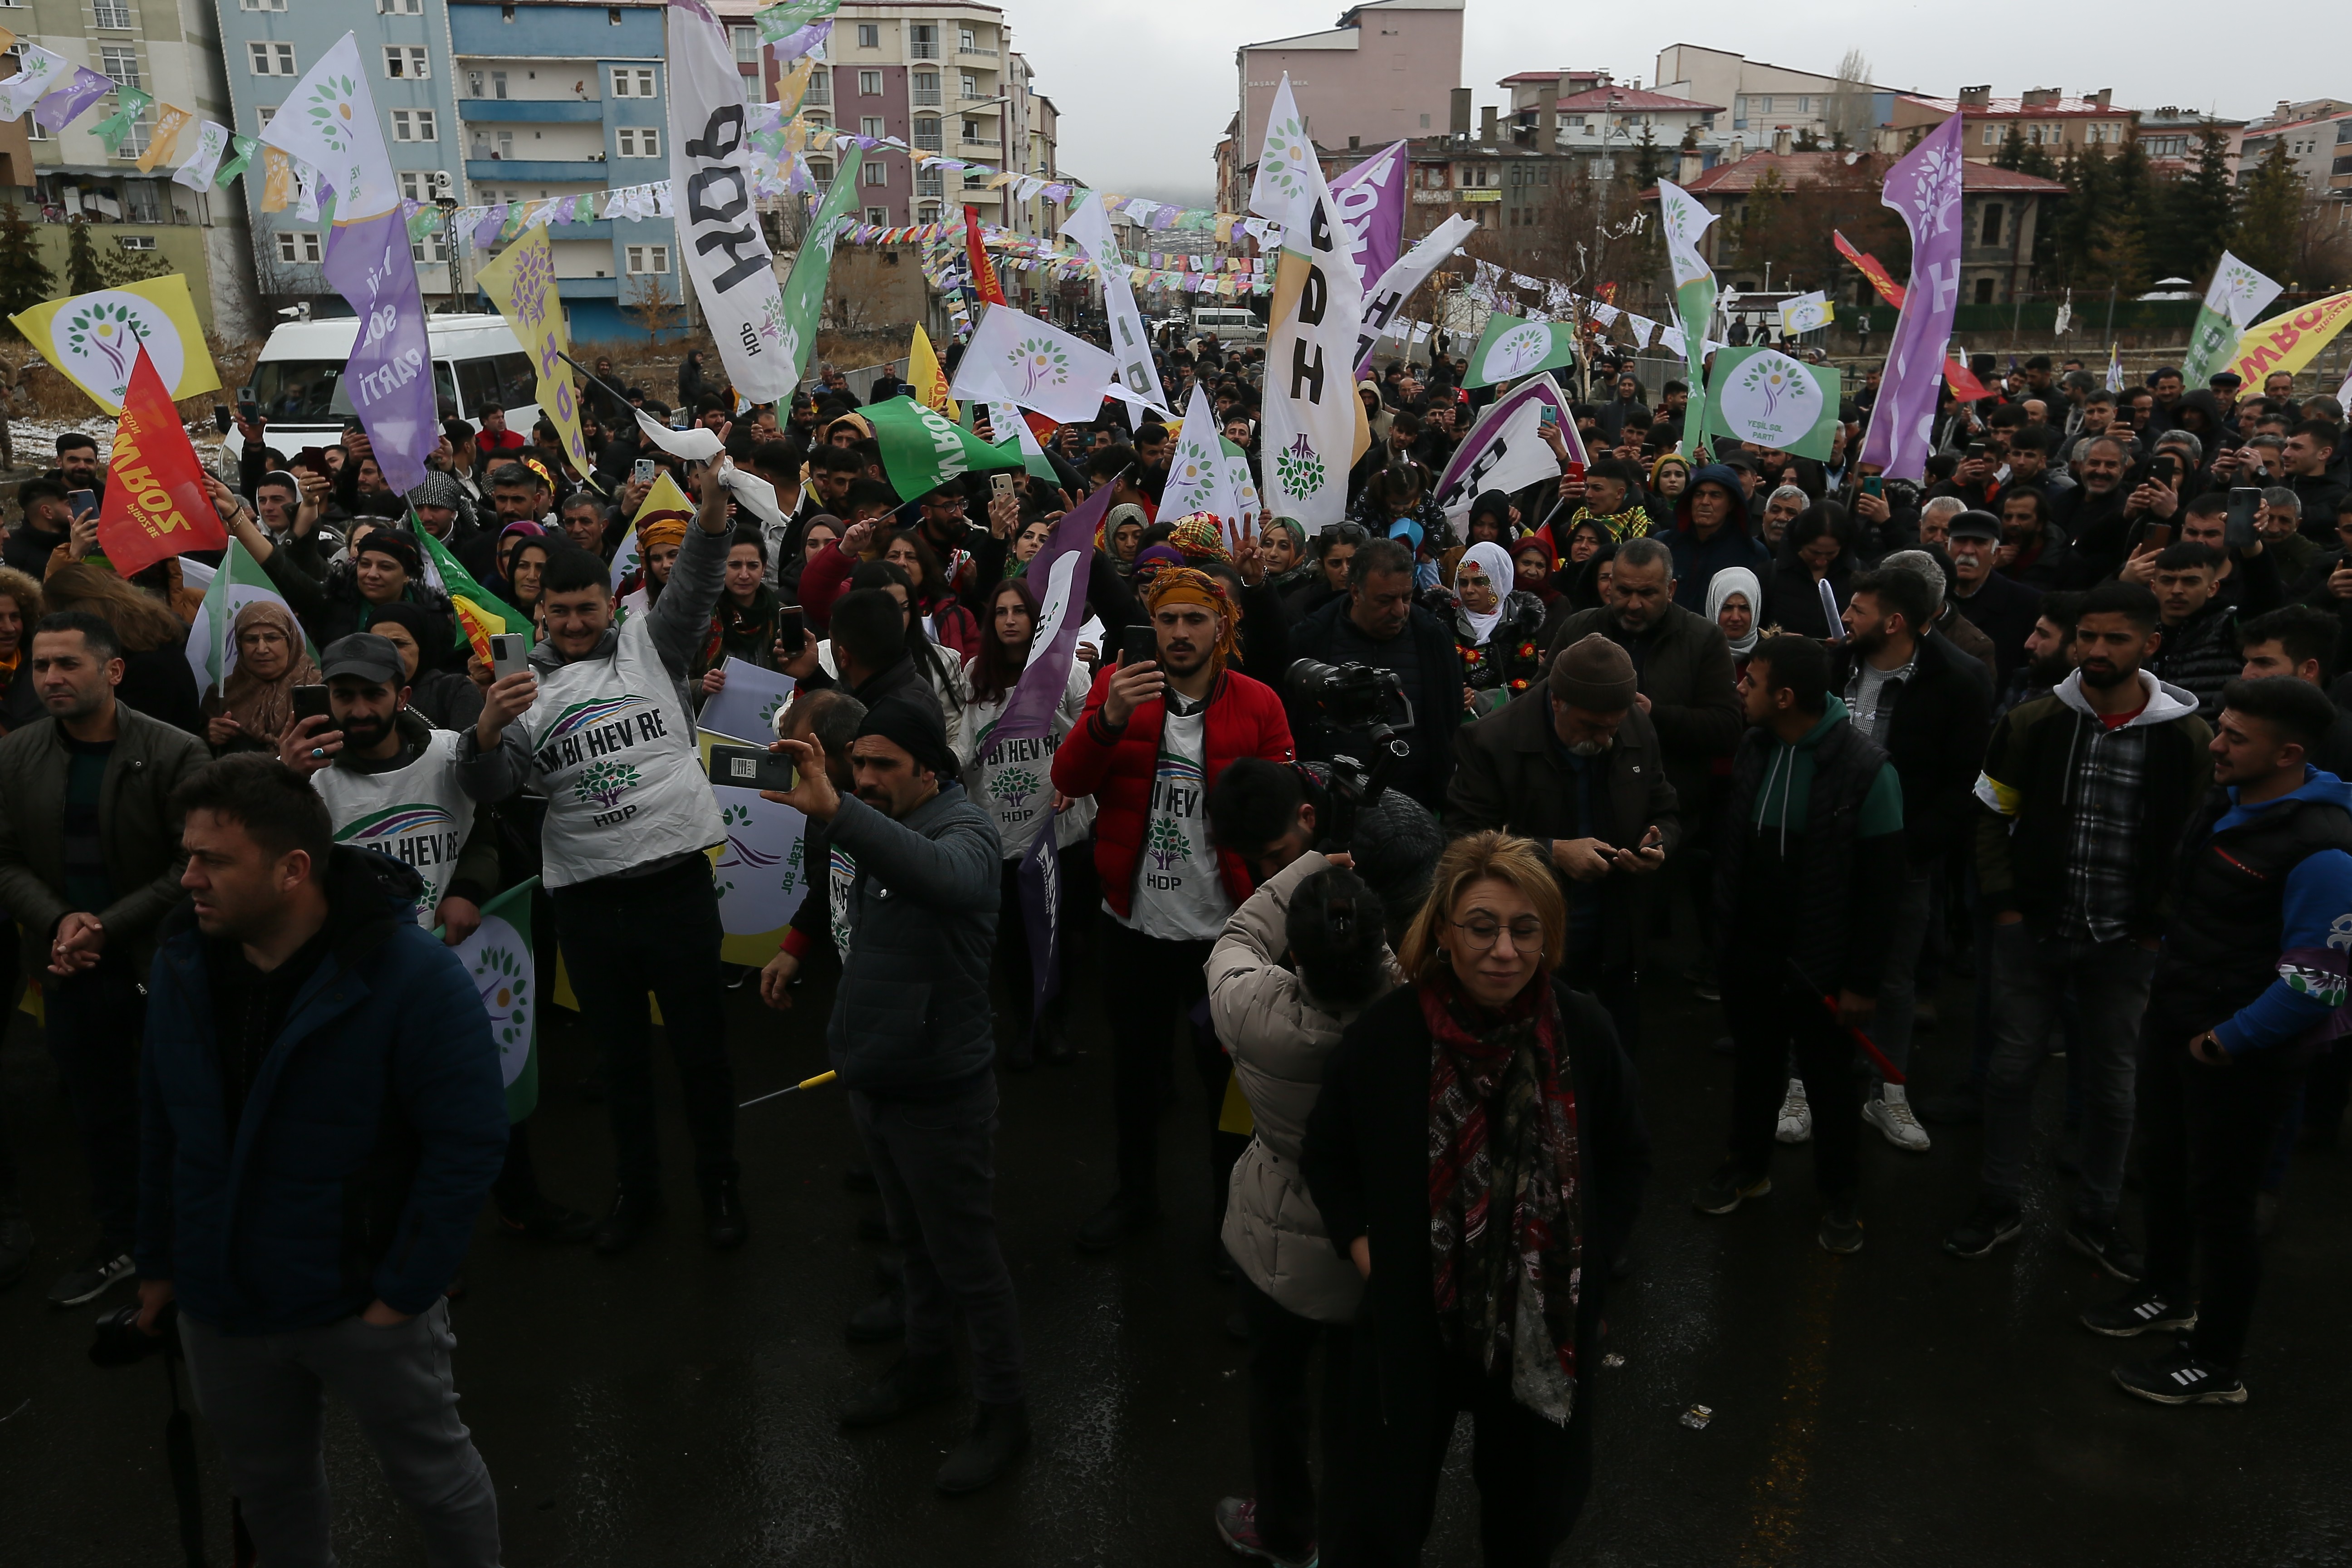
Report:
908,324,958,422
474,225,593,482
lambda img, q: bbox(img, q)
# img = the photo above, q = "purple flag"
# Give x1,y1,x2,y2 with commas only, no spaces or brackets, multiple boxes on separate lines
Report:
1328,140,1408,294
321,209,437,494
1858,115,1967,483
33,69,113,134
1014,819,1062,1031
991,481,1115,747
1433,374,1586,521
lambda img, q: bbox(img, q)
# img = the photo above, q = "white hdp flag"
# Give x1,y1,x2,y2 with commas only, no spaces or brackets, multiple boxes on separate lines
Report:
257,33,399,220
184,541,308,696
2181,251,2284,388
1355,212,1476,374
1656,179,1720,453
1262,156,1369,528
1061,191,1170,418
1779,291,1833,335
0,45,69,121
1162,382,1248,544
1248,73,1316,222
667,0,796,402
950,304,1119,426
172,121,232,192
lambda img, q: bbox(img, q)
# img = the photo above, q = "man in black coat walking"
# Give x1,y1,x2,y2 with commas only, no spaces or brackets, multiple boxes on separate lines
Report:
1285,537,1461,812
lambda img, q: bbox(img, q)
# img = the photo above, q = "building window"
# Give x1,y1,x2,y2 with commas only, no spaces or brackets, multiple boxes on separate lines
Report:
917,202,940,222
804,112,827,130
909,23,936,58
377,0,421,11
860,115,882,138
912,116,940,151
616,127,659,157
391,108,436,141
961,118,982,143
277,230,321,264
243,0,289,9
398,170,452,201
101,45,140,90
123,180,161,221
413,230,448,264
916,166,941,194
1754,95,1770,113
858,69,881,96
490,70,507,99
730,25,758,64
384,46,430,79
1980,201,2004,246
118,234,157,250
862,162,887,186
856,22,877,47
249,41,296,75
958,25,975,50
1975,276,1996,304
93,0,129,25
610,67,657,98
808,157,833,187
1983,123,1998,146
806,67,830,103
911,71,937,106
866,205,887,223
257,105,277,129
960,71,979,98
625,244,670,274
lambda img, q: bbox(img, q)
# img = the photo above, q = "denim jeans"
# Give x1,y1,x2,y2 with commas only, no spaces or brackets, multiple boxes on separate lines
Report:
1981,921,2157,1221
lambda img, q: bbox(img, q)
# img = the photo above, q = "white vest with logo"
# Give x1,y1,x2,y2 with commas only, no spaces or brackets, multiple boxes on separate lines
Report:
315,730,474,927
515,616,724,889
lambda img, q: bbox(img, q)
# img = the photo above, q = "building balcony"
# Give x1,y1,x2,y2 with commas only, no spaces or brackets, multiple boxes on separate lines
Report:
465,158,611,181
958,96,999,110
911,91,941,107
910,42,940,58
459,98,605,123
958,45,998,57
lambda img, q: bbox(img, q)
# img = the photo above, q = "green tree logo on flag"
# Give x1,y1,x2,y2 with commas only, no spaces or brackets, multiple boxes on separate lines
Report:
1260,116,1313,202
1274,433,1325,496
990,765,1041,811
1484,323,1553,382
303,73,363,158
575,760,641,809
1174,437,1215,490
61,299,154,394
1011,335,1071,394
759,691,790,733
474,942,532,1054
1147,814,1189,871
1721,350,1821,448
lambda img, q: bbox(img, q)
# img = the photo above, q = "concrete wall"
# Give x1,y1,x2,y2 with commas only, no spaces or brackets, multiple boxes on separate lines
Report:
1240,1,1463,162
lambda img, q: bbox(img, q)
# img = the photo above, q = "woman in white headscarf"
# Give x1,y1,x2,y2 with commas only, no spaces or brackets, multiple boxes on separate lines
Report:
1705,564,1762,677
1450,539,1547,722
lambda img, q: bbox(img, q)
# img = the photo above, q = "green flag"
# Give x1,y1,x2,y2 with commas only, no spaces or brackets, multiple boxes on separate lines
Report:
867,394,1024,498
214,133,260,190
444,879,541,1122
776,143,863,385
186,540,311,696
1464,313,1577,388
754,0,840,43
414,519,529,649
91,88,155,158
1704,347,1842,460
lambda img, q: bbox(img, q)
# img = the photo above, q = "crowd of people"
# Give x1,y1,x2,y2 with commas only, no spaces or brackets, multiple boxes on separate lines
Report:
0,326,2345,1568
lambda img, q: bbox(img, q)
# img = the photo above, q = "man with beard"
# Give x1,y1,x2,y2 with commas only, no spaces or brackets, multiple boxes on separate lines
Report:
1950,580,2212,1285
2051,435,2135,582
277,634,593,1243
1995,489,2075,589
1999,591,2085,719
1941,513,2041,686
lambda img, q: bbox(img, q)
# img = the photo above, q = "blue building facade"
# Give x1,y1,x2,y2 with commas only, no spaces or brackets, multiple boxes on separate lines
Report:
446,0,683,343
211,0,466,312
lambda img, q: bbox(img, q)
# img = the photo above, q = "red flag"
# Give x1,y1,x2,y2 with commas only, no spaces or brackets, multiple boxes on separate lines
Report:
97,344,227,578
1834,230,1907,310
1944,358,1993,402
963,204,1006,307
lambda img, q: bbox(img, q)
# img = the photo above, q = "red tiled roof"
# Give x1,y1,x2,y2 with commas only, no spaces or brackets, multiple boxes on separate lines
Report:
1501,69,1611,85
1675,150,2067,193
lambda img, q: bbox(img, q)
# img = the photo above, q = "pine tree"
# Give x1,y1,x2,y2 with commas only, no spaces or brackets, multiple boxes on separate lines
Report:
2233,141,2303,284
1633,127,1663,188
2148,124,2238,281
1995,123,2029,171
0,202,56,333
63,218,103,296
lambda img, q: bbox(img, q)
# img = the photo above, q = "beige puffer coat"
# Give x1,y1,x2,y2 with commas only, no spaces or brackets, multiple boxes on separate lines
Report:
1211,852,1394,1324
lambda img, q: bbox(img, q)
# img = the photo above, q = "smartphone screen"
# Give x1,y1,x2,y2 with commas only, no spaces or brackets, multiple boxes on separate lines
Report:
1119,624,1158,668
292,685,331,723
778,608,806,656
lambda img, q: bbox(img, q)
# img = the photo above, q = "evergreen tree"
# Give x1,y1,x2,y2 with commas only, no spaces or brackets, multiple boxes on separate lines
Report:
1633,127,1663,187
63,217,103,295
2148,124,2238,280
2233,141,2303,283
1995,123,2028,171
0,202,56,333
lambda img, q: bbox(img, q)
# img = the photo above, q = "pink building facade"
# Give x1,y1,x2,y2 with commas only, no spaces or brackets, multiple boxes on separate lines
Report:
1229,0,1464,208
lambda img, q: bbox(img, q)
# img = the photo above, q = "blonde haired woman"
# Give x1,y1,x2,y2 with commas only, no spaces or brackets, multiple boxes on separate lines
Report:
1302,831,1649,1567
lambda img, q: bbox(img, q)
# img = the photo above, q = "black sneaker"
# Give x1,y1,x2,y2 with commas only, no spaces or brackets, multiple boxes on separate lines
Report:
2081,1286,2197,1338
46,1248,132,1308
1818,1197,1864,1255
1691,1162,1770,1215
936,1398,1030,1495
839,1350,957,1428
702,1175,748,1250
1943,1200,2023,1259
2065,1217,2145,1283
1075,1194,1162,1253
2113,1348,2247,1406
844,1289,906,1344
0,1204,31,1291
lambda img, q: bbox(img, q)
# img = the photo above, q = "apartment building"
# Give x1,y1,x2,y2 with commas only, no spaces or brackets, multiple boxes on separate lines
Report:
796,2,1018,228
1653,45,1895,149
448,0,689,341
2234,100,2352,201
1891,87,2138,162
2,0,255,333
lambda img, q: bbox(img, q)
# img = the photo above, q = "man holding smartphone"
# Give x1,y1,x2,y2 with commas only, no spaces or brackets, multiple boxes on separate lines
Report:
456,463,740,1255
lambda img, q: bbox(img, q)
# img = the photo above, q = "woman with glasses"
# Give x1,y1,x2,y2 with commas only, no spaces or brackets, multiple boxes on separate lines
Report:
1301,832,1650,1567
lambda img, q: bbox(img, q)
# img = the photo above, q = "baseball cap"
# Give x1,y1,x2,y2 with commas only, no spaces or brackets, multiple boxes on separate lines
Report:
318,633,406,686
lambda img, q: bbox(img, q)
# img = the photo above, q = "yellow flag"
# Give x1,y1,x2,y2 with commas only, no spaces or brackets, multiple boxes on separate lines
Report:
907,324,958,422
777,55,818,118
2226,291,2352,387
474,225,593,482
260,147,292,212
137,104,193,174
8,274,220,413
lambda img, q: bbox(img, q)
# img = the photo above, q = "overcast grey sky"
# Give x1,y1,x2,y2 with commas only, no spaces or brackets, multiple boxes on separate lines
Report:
1009,1,2319,208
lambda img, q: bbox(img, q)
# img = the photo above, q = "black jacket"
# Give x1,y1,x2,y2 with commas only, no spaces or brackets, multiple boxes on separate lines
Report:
1948,568,2044,687
2048,483,2131,582
1836,632,1991,865
1545,603,1744,815
1300,979,1648,1439
1286,594,1462,812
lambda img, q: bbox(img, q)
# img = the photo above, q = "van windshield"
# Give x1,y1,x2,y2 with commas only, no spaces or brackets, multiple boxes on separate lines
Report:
250,361,346,422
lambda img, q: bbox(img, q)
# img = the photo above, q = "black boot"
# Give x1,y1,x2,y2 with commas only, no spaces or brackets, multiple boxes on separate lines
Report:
592,1190,663,1255
839,1350,957,1428
702,1175,748,1250
844,1289,906,1343
1075,1193,1161,1253
499,1196,597,1244
936,1399,1031,1495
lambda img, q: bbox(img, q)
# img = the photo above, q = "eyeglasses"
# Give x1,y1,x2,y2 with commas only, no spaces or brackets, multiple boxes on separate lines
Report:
1449,915,1546,951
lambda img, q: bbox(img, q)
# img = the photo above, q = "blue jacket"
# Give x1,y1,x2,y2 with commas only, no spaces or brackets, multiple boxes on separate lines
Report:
137,848,509,1333
2200,771,2352,1054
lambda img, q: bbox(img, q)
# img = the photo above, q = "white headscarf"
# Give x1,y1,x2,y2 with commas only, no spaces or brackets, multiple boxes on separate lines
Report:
1705,565,1763,658
1456,541,1518,647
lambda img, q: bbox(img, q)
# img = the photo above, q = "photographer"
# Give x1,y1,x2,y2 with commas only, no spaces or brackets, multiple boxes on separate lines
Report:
1285,537,1461,812
1207,757,1442,943
763,695,1028,1495
456,464,740,1256
1052,566,1295,1253
137,756,509,1567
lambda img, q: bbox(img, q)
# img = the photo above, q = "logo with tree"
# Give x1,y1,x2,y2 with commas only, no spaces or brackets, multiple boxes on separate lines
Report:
758,691,790,734
1009,335,1071,395
1720,351,1819,448
1258,114,1314,204
1146,814,1190,872
990,765,1042,813
574,759,641,810
470,940,532,1075
1274,433,1325,497
50,293,185,405
301,71,363,160
1482,321,1555,382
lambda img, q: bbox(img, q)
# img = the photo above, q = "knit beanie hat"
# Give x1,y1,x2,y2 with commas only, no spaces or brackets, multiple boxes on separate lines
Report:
1549,632,1637,713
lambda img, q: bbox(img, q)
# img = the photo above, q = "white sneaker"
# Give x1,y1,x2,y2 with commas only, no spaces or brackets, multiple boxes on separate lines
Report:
1863,1084,1931,1152
1774,1078,1812,1143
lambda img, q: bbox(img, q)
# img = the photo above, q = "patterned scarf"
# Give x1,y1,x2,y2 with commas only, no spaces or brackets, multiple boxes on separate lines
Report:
1421,967,1583,1425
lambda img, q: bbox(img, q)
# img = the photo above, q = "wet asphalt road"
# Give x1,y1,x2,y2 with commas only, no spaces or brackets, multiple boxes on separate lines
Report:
5,956,2351,1568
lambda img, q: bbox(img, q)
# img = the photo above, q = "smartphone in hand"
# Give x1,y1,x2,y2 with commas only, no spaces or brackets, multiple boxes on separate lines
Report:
1119,624,1159,668
292,685,331,724
489,632,531,680
708,743,796,792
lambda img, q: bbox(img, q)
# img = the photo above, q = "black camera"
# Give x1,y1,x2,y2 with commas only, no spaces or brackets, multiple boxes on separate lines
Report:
1286,660,1415,852
90,1298,175,1367
1286,658,1413,732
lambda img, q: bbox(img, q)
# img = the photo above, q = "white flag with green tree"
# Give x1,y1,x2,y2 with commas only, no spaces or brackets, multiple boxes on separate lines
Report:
445,879,541,1122
1465,313,1577,388
2180,251,2283,389
182,540,310,697
1705,347,1842,460
1656,180,1720,454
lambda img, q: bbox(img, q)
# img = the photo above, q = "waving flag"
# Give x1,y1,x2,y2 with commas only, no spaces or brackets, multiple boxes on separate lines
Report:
97,344,227,577
1858,114,1967,482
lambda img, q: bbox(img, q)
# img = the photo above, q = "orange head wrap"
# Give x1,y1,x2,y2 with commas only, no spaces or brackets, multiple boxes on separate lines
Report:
637,515,690,554
1141,565,1243,672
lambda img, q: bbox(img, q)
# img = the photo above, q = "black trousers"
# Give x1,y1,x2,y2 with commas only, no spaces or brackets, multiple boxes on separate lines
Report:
551,858,736,1196
1238,1273,1354,1561
1357,1357,1594,1568
993,853,1076,1065
46,951,147,1252
1724,970,1861,1198
2140,1023,2309,1371
1096,916,1230,1210
1559,945,1640,1057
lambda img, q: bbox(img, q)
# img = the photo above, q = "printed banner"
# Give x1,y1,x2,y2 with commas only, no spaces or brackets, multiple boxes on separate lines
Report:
774,142,862,387
1356,213,1475,374
668,0,796,401
992,481,1113,748
1705,347,1842,460
1465,311,1577,388
1859,113,1966,482
1328,140,1408,294
1263,152,1368,528
950,303,1117,425
1061,191,1171,417
8,273,220,413
699,655,797,744
866,393,1023,497
97,344,227,577
446,879,542,1122
320,208,436,494
475,225,592,481
2225,291,2352,390
1433,373,1583,524
2182,252,2284,388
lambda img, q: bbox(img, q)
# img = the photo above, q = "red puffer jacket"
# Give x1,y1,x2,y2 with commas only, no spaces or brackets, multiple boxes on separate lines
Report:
1051,665,1295,920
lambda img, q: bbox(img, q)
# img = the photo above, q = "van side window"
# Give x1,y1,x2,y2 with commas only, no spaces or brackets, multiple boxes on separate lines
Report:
456,358,505,417
492,352,536,409
433,361,458,413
